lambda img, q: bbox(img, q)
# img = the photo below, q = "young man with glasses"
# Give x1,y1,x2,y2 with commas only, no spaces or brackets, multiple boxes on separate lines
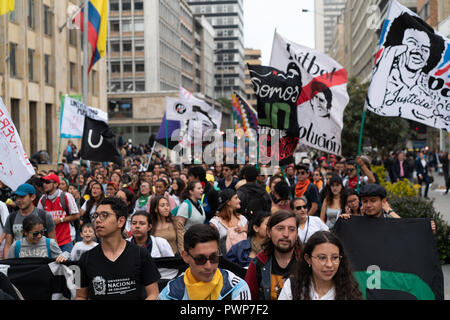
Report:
37,173,79,253
245,210,302,300
290,164,320,217
76,197,161,300
3,184,56,259
158,224,250,300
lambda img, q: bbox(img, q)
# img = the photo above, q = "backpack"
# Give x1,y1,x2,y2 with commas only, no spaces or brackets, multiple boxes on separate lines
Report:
9,209,50,239
170,199,193,219
14,238,51,258
40,192,69,215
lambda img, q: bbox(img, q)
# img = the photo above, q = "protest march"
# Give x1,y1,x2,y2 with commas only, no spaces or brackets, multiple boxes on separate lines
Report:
0,0,448,307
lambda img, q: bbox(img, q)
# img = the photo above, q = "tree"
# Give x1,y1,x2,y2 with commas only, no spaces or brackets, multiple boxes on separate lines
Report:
341,77,410,157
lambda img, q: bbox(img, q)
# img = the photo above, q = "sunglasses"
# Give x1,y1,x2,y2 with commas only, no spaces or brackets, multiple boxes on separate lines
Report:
298,171,308,175
43,180,54,184
187,252,220,265
295,205,308,210
31,230,46,237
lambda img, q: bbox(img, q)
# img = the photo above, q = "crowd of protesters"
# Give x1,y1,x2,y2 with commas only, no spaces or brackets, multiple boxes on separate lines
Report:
0,139,441,300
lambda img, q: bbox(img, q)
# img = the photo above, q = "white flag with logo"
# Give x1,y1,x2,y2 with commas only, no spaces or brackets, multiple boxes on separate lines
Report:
60,95,108,138
0,97,35,190
366,0,450,130
270,31,349,155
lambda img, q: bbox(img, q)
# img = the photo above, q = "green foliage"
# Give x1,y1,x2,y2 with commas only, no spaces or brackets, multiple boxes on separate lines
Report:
388,196,450,263
342,77,410,157
372,165,419,197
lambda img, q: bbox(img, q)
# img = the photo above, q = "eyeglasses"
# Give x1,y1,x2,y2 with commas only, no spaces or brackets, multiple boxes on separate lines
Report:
187,251,220,265
311,255,342,266
295,205,308,210
31,230,46,237
92,211,113,221
346,168,355,173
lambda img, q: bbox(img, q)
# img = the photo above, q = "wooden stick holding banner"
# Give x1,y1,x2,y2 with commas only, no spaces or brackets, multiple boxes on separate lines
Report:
356,106,367,194
146,141,157,171
165,116,169,162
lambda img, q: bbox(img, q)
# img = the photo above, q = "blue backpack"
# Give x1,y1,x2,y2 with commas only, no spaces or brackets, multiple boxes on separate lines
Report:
14,238,51,258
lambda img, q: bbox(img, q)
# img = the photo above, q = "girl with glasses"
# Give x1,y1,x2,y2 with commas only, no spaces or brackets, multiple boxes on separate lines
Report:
7,215,68,263
291,197,328,244
278,231,362,300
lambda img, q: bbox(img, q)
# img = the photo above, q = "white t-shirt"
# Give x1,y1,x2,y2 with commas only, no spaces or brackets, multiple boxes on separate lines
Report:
70,241,98,261
209,215,248,239
298,216,329,244
278,278,336,300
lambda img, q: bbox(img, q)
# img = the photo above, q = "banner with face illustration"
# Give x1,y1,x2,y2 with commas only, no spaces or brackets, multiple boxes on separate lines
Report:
366,0,450,130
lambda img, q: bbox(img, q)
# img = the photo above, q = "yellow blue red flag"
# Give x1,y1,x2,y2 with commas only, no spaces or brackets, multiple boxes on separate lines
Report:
74,0,108,72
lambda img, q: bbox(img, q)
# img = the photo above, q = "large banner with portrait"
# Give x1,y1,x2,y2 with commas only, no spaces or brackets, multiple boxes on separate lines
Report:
366,0,450,130
270,32,349,155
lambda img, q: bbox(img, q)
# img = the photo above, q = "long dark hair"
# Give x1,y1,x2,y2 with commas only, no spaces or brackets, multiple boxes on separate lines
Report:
170,178,185,198
182,180,202,201
291,231,362,300
323,175,346,209
148,195,175,236
82,181,105,224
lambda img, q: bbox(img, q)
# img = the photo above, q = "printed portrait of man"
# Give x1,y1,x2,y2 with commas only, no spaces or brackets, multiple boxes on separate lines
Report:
367,12,445,119
309,81,333,119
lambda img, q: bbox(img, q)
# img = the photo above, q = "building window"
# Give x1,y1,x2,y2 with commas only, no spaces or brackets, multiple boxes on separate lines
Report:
111,62,121,73
69,28,77,46
43,5,53,36
11,99,20,132
111,22,120,32
29,101,37,156
135,81,145,91
27,0,35,29
9,43,17,77
419,1,430,20
70,62,76,89
135,62,145,72
123,62,133,72
110,1,119,11
108,99,133,118
135,19,144,32
122,0,131,11
28,49,34,81
134,1,143,11
44,54,51,84
135,40,144,52
9,0,22,22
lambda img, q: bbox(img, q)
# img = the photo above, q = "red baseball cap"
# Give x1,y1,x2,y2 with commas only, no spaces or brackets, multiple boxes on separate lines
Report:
42,173,60,184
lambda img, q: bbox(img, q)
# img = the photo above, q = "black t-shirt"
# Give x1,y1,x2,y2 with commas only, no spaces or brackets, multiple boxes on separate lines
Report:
270,255,297,300
79,241,161,300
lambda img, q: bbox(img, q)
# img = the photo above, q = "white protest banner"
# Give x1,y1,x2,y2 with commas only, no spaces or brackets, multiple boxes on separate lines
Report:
366,0,450,130
270,31,349,155
60,95,108,138
165,96,194,121
0,98,35,190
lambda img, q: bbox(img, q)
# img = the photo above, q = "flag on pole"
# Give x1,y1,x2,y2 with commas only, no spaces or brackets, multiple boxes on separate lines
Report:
79,116,122,164
270,31,349,156
73,0,108,72
366,0,450,130
0,0,14,15
156,112,181,150
0,97,35,190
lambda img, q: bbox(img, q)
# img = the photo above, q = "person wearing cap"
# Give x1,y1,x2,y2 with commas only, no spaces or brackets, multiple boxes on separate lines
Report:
342,157,376,190
291,164,320,217
210,189,248,255
2,184,56,259
37,173,80,253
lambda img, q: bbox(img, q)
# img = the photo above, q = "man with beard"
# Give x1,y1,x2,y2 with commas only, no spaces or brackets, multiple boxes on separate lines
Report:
245,210,301,300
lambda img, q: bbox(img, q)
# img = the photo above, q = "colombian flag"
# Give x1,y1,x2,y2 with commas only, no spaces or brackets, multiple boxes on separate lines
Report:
0,0,14,15
74,0,108,72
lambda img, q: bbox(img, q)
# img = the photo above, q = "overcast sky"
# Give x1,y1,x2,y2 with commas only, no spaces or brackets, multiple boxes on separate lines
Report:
244,0,316,65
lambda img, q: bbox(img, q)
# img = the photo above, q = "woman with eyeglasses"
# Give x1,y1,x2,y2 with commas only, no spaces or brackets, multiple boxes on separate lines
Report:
7,215,69,262
291,197,328,244
278,231,362,300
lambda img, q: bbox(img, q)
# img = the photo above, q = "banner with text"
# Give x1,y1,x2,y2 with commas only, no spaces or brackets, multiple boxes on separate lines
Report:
270,31,349,155
60,95,108,139
366,0,450,130
0,97,35,190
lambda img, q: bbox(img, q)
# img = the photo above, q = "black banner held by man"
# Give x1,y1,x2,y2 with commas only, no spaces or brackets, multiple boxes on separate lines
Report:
334,216,444,300
79,116,122,164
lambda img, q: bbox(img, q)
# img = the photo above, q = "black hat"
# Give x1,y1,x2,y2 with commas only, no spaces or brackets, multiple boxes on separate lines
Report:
217,189,237,212
359,184,386,199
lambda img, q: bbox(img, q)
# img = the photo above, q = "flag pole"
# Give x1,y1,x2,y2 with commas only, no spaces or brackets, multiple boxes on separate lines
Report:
356,106,367,194
82,0,89,104
165,115,169,161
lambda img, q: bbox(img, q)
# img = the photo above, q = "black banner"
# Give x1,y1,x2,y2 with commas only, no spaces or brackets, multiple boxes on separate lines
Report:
334,216,444,300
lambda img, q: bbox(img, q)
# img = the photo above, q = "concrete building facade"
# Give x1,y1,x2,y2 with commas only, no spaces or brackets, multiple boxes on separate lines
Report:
187,0,245,100
0,0,107,163
244,48,261,108
314,0,347,54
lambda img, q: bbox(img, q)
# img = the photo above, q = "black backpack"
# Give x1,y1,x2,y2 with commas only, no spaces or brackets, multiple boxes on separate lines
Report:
237,184,271,221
